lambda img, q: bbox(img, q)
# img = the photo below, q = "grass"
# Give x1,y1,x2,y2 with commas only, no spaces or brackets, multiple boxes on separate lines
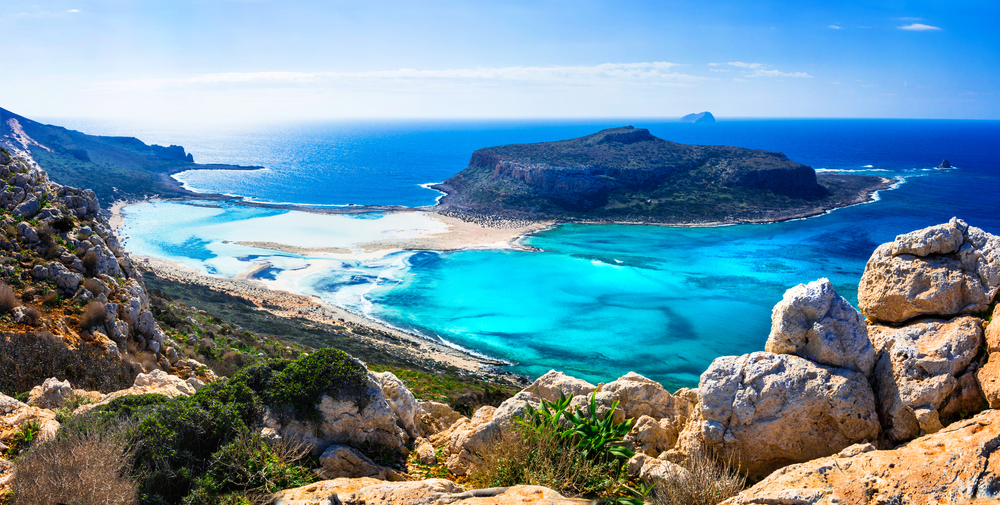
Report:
650,453,745,505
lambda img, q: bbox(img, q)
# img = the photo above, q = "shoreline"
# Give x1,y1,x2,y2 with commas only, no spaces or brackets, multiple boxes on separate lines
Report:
109,171,894,382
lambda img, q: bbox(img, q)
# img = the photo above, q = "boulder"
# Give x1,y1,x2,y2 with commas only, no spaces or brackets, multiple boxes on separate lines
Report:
626,453,691,487
858,218,1000,323
765,278,875,375
13,197,39,218
523,370,596,402
373,371,421,440
316,444,405,481
978,356,1000,408
133,369,196,394
624,415,679,457
987,305,1000,352
263,372,409,456
699,352,880,477
869,316,984,442
599,371,694,422
273,477,588,505
417,401,464,438
722,410,1000,505
0,392,60,443
47,262,83,293
26,377,74,410
445,404,505,475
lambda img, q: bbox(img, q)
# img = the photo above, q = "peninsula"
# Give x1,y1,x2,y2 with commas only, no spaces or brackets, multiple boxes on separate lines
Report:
0,107,259,205
433,126,891,225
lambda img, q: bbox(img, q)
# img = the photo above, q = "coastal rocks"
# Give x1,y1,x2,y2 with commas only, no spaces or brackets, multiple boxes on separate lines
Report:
765,278,874,375
414,437,437,465
417,401,464,438
525,370,597,402
263,372,409,457
0,392,59,444
858,217,1000,323
12,197,39,218
722,410,1000,505
133,369,197,394
373,371,421,439
26,377,73,410
627,453,691,487
272,477,589,505
868,316,984,442
317,445,407,481
698,352,880,477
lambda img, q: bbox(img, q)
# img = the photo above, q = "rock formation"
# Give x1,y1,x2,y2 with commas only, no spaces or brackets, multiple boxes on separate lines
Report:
723,410,1000,504
765,278,875,375
858,217,1000,323
698,352,880,477
938,159,951,168
680,111,717,123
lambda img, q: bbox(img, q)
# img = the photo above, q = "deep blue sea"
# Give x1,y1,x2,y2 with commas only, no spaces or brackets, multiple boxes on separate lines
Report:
50,117,1000,389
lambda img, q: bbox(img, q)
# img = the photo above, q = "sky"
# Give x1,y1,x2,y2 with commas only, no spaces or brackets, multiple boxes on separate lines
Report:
1,0,997,121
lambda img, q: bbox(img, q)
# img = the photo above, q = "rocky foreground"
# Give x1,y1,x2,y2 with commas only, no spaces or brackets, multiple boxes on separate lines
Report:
0,143,999,504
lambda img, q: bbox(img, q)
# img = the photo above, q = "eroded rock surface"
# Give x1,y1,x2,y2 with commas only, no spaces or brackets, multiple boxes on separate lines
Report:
722,410,1000,505
869,316,985,441
273,477,588,505
858,217,1000,323
699,352,880,477
765,278,874,375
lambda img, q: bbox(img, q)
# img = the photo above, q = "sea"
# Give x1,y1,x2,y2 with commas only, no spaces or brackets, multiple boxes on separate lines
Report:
43,117,1000,390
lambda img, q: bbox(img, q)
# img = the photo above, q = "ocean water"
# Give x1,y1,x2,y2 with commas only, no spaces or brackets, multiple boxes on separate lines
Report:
79,117,1000,389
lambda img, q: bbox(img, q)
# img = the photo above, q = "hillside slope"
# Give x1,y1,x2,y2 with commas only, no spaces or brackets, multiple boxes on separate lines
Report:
0,107,257,204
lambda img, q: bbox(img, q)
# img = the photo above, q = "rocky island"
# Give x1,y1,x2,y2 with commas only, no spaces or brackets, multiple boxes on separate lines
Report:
433,126,891,225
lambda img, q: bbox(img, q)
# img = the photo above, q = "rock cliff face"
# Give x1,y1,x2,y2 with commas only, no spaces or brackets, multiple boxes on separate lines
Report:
0,150,206,394
435,126,888,224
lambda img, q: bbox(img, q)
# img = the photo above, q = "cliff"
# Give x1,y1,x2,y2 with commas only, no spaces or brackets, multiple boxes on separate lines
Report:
434,126,889,224
0,107,257,204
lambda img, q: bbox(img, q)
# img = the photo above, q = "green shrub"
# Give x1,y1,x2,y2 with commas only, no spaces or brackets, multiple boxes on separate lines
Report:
5,420,41,457
468,392,638,501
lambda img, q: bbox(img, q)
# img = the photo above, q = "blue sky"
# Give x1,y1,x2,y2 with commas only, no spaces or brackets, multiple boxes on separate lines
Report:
1,0,997,120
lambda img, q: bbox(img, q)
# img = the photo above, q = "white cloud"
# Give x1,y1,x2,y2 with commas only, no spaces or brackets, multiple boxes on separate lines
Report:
899,23,941,31
98,62,714,92
707,63,720,66
9,9,80,18
897,17,922,21
728,61,766,69
709,68,729,72
727,62,812,78
68,9,80,13
828,25,842,29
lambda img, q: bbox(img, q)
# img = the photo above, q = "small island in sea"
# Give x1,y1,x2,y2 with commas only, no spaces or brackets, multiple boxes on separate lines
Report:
432,126,891,225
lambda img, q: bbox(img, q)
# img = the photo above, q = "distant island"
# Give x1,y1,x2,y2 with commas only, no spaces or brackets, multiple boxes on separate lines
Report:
680,111,716,123
432,126,891,225
0,107,259,204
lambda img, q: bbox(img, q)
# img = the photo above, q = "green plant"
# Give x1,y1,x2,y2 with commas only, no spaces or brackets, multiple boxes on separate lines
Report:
6,419,42,457
562,394,635,460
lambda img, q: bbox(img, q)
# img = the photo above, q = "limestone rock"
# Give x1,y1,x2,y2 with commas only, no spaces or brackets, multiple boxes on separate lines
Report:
133,369,196,394
977,355,1000,408
0,392,60,443
273,477,588,505
13,197,39,218
414,437,437,465
869,316,984,442
765,278,874,375
264,372,409,456
417,401,464,438
627,453,691,487
373,371,420,440
986,305,1000,352
699,352,880,477
445,404,504,475
523,369,596,402
26,377,73,410
722,410,1000,505
858,217,1000,323
599,371,693,422
624,415,679,457
317,444,405,481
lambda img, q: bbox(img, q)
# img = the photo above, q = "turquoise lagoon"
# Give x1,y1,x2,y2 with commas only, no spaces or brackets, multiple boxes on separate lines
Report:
106,119,1000,388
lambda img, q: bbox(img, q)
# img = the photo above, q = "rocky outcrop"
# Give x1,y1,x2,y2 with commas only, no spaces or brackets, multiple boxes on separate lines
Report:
273,477,589,505
868,316,984,442
723,410,1000,505
680,111,716,123
765,278,874,375
858,217,1000,323
0,392,59,446
698,352,880,477
262,370,412,456
316,445,408,481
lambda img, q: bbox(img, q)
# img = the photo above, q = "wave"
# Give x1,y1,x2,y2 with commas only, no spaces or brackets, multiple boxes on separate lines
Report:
815,168,889,173
419,182,447,204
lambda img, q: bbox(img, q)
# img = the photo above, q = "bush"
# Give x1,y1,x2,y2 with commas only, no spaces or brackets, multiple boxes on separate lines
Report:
0,281,18,314
651,453,745,505
82,250,98,276
468,392,637,500
11,423,138,505
79,301,107,330
185,433,314,504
